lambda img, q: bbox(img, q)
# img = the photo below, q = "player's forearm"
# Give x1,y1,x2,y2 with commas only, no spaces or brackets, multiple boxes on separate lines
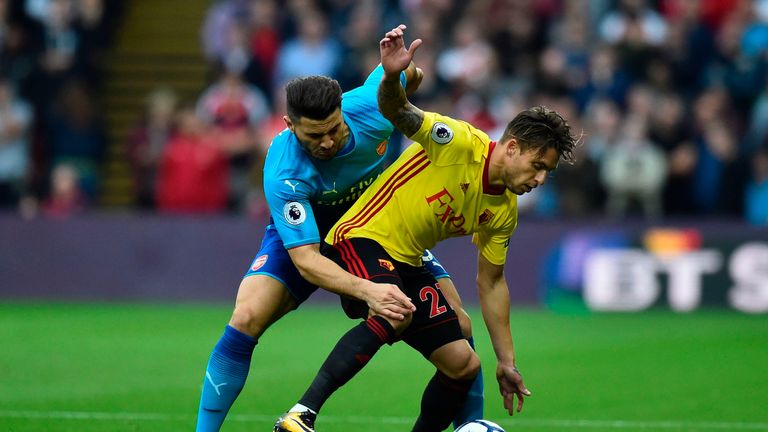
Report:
478,277,516,364
438,277,472,338
292,248,366,300
378,75,424,137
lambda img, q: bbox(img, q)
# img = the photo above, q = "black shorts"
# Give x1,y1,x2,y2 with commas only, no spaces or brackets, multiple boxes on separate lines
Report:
321,238,463,358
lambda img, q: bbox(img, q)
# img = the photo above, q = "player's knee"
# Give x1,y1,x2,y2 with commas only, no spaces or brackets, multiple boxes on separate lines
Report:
377,311,412,335
443,350,481,381
229,304,262,337
229,299,289,339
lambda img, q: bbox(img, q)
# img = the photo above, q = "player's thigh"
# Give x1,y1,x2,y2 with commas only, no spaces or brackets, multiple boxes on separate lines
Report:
400,265,465,358
322,239,409,332
428,339,480,381
230,274,297,338
230,228,317,338
424,250,473,338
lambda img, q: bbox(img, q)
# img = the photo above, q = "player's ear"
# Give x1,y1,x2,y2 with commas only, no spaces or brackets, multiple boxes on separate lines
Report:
283,115,294,133
505,137,519,155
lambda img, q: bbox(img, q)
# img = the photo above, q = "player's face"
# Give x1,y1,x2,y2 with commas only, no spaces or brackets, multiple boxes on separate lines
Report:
501,140,559,195
286,108,349,160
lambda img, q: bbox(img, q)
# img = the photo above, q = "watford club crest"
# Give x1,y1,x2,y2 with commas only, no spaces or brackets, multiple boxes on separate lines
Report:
478,209,494,225
378,259,395,271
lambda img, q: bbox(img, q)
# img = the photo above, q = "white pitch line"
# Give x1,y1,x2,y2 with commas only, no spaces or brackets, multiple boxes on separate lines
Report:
1,410,767,430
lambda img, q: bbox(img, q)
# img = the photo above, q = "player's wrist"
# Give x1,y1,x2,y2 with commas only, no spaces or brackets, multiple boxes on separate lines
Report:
352,276,371,302
382,72,401,83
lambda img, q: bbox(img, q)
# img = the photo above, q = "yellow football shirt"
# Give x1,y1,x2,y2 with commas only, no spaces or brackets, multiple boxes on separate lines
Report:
326,111,518,267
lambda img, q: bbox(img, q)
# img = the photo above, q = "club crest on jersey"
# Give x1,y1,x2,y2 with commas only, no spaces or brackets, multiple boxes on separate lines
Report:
251,254,268,271
376,139,388,156
478,209,495,225
283,201,306,225
431,122,454,144
378,259,395,271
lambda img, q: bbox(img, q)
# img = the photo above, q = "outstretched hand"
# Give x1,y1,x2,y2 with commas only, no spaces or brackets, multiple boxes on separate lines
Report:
362,279,416,321
496,363,531,415
380,24,422,79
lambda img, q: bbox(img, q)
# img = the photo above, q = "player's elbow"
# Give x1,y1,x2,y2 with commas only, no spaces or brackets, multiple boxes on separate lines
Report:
293,260,316,282
289,249,321,283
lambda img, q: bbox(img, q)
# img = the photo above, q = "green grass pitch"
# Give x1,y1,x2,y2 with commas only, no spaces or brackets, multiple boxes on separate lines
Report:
1,303,766,431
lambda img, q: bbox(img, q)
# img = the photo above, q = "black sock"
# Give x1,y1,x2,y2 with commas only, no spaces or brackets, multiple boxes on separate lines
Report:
299,316,395,412
412,371,475,432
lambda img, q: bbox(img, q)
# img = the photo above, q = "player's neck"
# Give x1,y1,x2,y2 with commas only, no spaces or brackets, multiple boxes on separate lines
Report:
486,142,505,187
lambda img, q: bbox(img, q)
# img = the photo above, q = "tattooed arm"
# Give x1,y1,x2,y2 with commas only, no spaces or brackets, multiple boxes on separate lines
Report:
378,24,425,137
378,74,424,137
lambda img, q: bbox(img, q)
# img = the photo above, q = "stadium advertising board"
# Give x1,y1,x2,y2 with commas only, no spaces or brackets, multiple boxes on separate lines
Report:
545,227,768,314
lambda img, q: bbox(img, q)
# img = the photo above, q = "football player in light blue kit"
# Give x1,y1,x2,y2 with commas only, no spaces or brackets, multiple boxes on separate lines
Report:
196,60,483,431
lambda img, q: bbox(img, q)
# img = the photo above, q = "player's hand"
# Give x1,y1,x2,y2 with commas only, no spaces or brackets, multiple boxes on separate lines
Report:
496,363,531,415
361,279,416,321
380,24,422,79
404,66,423,96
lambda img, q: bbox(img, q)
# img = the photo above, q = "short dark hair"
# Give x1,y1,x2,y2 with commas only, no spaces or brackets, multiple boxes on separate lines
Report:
501,106,577,164
285,76,343,122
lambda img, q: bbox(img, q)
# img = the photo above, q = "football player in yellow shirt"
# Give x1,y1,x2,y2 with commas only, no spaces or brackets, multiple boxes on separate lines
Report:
275,24,577,432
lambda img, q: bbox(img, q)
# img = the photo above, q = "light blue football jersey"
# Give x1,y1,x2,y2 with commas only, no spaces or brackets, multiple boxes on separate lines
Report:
263,66,406,249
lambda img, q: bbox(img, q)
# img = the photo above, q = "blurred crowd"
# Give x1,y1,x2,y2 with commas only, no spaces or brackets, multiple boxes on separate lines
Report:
2,0,768,225
0,0,120,217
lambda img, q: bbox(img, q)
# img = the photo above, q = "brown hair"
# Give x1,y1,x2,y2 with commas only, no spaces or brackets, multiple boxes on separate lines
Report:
285,76,342,122
501,106,577,164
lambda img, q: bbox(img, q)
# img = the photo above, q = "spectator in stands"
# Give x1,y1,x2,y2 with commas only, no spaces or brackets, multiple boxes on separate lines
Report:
217,21,252,86
197,64,269,211
600,0,668,46
548,1,593,94
741,63,768,156
486,0,546,83
436,17,497,93
690,86,740,214
46,79,106,201
73,0,113,88
707,10,765,115
601,114,667,218
5,0,768,221
26,0,82,110
554,97,619,216
25,0,51,23
273,9,341,86
584,97,622,163
572,45,632,112
745,145,768,225
41,161,85,217
244,0,281,95
201,0,249,64
334,0,383,90
1,0,34,84
658,0,716,98
126,87,178,209
0,75,34,209
155,106,229,214
648,91,696,215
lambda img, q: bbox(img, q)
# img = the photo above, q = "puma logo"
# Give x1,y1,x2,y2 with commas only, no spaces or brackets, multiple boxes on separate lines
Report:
284,180,298,193
206,372,228,396
322,182,338,195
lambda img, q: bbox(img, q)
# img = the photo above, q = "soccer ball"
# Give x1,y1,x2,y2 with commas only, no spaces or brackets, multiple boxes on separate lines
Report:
454,419,506,432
